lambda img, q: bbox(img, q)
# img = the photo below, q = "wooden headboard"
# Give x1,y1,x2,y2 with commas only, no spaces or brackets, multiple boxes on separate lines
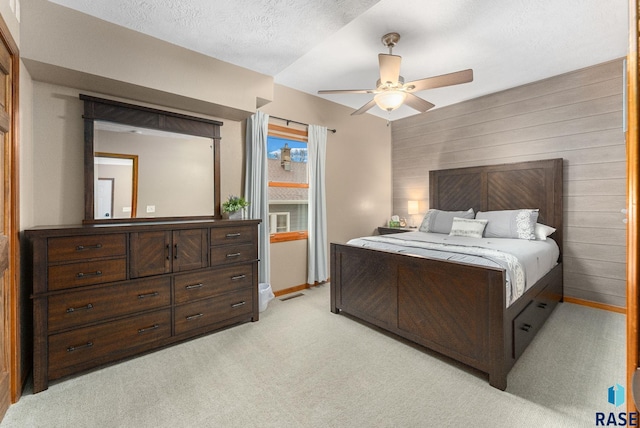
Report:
429,158,563,252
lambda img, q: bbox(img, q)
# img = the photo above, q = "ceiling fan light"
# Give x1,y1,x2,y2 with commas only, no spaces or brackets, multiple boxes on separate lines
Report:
374,90,407,111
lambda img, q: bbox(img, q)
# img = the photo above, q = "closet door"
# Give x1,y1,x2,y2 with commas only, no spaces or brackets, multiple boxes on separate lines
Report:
0,13,18,419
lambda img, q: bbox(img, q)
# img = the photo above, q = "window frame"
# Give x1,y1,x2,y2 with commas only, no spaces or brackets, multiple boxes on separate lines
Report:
267,123,309,243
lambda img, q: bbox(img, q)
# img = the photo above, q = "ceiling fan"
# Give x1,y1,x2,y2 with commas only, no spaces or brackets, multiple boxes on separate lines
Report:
318,32,473,116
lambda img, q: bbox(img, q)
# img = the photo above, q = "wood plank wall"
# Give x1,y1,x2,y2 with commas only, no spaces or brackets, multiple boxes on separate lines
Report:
391,59,626,308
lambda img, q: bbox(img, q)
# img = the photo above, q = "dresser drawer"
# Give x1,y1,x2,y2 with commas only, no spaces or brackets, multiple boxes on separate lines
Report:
48,234,126,263
48,277,171,331
210,225,255,246
48,258,127,291
174,288,253,335
210,243,256,266
48,309,171,379
174,266,254,304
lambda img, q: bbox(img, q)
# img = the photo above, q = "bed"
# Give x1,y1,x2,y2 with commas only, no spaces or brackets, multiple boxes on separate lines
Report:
330,158,563,390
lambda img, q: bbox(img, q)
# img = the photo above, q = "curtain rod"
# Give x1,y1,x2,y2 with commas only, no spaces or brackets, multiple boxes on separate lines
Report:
270,115,336,134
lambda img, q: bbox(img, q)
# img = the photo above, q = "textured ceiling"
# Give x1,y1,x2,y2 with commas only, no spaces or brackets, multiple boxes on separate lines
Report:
49,0,629,121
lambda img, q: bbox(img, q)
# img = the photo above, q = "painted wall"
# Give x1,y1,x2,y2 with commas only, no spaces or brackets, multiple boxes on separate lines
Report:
391,59,626,308
18,0,392,294
24,82,245,227
20,0,273,121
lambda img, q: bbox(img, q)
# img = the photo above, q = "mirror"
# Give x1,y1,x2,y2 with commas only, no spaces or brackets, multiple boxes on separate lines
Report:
81,94,222,223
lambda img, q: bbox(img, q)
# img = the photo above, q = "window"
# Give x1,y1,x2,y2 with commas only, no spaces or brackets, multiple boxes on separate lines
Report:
267,123,308,243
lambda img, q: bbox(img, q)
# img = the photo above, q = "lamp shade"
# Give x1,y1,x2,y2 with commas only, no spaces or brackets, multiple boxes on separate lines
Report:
407,200,419,215
374,90,407,111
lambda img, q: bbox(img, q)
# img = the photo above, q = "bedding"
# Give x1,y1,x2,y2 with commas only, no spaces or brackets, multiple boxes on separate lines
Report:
347,231,559,306
475,209,539,239
419,208,474,234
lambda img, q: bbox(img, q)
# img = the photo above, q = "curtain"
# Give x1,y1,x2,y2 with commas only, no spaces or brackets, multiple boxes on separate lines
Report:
245,111,270,284
307,124,328,284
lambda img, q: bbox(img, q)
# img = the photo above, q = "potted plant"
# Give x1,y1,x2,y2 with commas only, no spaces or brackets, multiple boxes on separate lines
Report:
222,195,250,219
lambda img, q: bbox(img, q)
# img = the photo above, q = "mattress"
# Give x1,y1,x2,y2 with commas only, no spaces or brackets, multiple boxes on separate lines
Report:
346,231,560,307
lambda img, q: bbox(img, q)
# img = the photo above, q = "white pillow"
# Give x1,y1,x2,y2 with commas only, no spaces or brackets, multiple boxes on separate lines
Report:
475,209,539,240
419,208,474,234
534,223,556,240
449,217,488,239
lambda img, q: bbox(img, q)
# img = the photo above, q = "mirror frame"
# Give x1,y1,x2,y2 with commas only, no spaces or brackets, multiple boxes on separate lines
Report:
81,94,222,223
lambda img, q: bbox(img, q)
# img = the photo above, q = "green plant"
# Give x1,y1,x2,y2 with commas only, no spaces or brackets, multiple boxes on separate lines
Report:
222,195,249,213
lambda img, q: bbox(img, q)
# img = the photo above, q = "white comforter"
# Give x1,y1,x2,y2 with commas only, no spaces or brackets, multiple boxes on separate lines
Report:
346,231,560,307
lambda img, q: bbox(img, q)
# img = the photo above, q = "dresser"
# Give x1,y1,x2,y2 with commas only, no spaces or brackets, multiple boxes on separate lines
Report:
25,219,260,393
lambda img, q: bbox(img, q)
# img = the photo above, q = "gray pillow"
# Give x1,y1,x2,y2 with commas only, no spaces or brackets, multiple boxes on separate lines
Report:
419,208,474,234
475,209,539,240
449,217,488,238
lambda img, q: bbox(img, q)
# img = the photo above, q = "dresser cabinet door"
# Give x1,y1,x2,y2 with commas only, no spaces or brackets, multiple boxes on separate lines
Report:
130,229,207,278
130,231,172,278
172,229,208,272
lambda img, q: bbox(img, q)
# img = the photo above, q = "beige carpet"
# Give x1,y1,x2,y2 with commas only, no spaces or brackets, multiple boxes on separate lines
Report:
0,284,625,427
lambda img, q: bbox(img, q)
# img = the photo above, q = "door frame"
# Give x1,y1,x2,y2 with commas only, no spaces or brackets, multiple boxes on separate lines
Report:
627,0,639,413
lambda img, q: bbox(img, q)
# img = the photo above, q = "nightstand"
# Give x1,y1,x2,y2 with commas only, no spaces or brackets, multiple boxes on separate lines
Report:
377,226,415,235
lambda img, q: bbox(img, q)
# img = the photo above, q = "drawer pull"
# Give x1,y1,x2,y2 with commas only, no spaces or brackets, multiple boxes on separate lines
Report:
166,244,170,260
137,291,159,299
75,244,102,251
174,244,179,259
186,313,204,321
537,302,548,309
226,253,241,258
231,274,246,281
67,341,93,352
138,324,160,334
76,270,102,279
185,283,204,290
225,233,241,238
520,323,532,332
231,301,246,308
66,303,94,313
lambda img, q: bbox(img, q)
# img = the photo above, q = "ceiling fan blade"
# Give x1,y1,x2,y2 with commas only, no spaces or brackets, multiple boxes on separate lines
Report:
405,69,473,92
403,93,435,113
318,89,375,95
379,54,402,86
351,99,378,116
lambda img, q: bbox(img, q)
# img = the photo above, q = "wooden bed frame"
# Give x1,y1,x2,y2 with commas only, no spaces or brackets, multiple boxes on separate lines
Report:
330,158,563,390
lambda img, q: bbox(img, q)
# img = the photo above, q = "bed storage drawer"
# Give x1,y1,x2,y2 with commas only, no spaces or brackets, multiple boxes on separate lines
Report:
513,291,557,359
48,277,171,331
513,266,562,359
48,309,172,380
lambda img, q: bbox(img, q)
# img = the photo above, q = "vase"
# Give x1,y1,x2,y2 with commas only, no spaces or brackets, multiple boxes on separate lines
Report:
228,210,244,220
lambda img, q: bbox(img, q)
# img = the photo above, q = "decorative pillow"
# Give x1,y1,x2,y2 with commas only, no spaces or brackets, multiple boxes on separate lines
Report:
449,217,488,238
475,209,539,240
419,208,474,234
534,223,556,240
